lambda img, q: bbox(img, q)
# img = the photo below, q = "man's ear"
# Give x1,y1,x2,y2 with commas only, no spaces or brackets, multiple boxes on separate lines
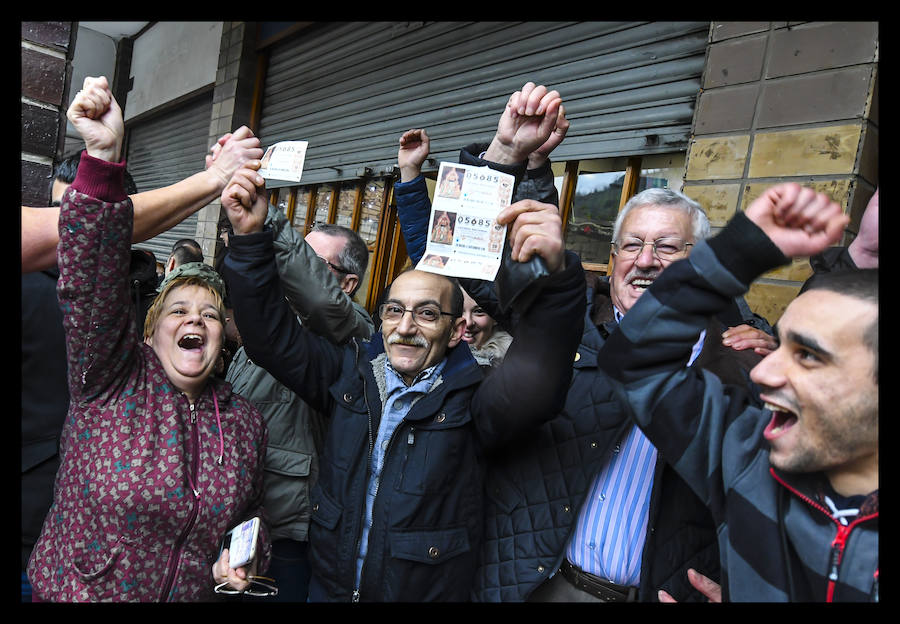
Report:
166,256,176,274
447,317,466,348
341,274,359,297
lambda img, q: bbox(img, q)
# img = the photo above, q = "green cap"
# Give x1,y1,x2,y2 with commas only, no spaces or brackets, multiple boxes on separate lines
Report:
157,261,227,299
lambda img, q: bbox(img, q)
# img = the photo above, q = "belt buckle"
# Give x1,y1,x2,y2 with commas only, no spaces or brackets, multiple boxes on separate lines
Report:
565,562,633,602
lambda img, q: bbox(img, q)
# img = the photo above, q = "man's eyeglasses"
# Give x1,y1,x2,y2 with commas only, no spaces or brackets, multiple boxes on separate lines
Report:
379,303,456,326
214,576,279,597
318,256,352,275
613,236,693,260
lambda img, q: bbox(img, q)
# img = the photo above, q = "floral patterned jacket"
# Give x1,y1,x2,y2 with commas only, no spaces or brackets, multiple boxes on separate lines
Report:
26,153,269,602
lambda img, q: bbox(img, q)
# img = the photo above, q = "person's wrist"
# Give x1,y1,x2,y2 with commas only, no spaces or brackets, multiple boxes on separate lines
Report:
85,142,121,164
527,153,549,170
399,165,422,183
483,136,527,165
206,163,232,192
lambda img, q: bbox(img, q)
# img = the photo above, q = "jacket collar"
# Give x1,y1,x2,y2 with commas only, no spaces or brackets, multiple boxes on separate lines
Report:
770,467,879,518
364,331,481,388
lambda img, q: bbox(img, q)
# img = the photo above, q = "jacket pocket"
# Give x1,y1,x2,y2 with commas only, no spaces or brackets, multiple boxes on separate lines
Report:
309,486,342,531
72,538,125,582
388,526,470,565
264,446,311,477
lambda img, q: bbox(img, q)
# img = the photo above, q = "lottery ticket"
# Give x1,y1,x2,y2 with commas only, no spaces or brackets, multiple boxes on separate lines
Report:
416,162,514,281
258,141,309,183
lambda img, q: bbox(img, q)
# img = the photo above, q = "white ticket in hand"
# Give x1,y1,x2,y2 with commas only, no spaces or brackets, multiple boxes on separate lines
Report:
415,161,514,282
258,141,309,183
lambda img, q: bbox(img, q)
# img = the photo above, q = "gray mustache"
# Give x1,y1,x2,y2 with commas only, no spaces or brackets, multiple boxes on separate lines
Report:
388,335,428,348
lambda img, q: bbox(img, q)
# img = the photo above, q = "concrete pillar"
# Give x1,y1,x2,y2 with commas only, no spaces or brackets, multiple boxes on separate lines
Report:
198,21,261,268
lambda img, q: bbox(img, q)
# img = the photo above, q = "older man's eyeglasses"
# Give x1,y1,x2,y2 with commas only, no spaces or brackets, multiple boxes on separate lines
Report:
318,256,352,275
214,576,279,597
613,236,693,260
379,303,455,326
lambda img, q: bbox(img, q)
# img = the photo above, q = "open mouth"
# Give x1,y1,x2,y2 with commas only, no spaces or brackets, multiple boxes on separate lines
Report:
630,278,654,291
178,333,205,350
763,402,798,440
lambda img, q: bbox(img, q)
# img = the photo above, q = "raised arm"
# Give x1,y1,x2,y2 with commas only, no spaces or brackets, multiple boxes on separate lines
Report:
22,126,262,274
220,168,345,411
222,165,373,343
597,183,847,504
57,76,135,399
471,199,585,448
394,129,434,266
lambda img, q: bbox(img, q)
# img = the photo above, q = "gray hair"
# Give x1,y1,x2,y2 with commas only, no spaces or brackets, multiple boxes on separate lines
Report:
311,223,370,294
612,187,710,244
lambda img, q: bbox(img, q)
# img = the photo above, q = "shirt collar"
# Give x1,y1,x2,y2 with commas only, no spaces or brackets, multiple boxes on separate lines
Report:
384,358,447,395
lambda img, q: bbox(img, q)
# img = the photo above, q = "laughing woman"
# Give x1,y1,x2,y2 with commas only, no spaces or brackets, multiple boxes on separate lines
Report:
26,77,269,602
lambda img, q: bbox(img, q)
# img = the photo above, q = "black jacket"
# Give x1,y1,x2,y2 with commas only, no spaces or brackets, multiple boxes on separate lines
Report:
21,269,68,570
223,228,586,601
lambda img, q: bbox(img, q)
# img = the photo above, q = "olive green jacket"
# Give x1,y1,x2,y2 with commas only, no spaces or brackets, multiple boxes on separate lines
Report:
226,207,374,542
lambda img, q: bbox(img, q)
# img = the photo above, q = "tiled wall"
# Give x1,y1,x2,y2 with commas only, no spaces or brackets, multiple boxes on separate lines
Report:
21,22,76,207
683,21,878,324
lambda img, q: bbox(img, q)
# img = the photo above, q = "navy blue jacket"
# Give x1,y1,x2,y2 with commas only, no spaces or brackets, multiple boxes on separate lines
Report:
223,228,585,601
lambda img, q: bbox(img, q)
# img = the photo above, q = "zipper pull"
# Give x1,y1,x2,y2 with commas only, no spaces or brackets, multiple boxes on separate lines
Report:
828,524,850,581
352,589,360,602
189,403,196,424
828,543,841,581
408,427,415,446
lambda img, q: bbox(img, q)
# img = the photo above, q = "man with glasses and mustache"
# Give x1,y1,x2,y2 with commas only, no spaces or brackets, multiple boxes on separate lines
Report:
220,87,587,601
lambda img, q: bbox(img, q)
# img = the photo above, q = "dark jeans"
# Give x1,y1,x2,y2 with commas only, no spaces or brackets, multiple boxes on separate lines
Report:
246,539,311,602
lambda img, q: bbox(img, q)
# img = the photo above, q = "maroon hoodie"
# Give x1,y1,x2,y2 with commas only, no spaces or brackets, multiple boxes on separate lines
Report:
27,153,269,602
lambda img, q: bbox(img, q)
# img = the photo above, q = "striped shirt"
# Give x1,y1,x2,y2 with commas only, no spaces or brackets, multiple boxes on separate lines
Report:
566,308,704,586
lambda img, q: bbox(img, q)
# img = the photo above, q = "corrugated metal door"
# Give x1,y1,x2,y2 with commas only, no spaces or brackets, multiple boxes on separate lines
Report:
125,92,214,263
256,21,710,186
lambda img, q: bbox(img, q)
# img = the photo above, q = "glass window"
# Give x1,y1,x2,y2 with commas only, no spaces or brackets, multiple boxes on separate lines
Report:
636,153,685,193
274,189,289,217
313,185,333,227
358,179,384,246
292,188,309,234
336,182,357,228
563,158,631,265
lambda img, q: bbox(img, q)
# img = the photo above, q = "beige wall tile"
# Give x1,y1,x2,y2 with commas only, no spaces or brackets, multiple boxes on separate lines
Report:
760,258,814,282
748,125,862,177
683,183,741,226
685,135,750,180
746,281,802,326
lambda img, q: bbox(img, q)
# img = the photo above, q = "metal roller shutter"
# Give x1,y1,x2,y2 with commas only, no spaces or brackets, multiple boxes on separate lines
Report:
256,21,709,187
126,92,214,263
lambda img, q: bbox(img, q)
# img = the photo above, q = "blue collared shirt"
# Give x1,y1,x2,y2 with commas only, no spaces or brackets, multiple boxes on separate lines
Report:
566,307,704,586
355,358,447,585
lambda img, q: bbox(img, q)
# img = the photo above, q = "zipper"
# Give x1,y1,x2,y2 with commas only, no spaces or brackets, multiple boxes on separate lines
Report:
352,364,415,603
769,469,877,602
158,395,202,600
352,347,373,603
355,420,409,602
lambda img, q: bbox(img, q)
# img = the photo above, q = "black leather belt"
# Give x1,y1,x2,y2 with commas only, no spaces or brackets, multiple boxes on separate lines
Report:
559,560,639,602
